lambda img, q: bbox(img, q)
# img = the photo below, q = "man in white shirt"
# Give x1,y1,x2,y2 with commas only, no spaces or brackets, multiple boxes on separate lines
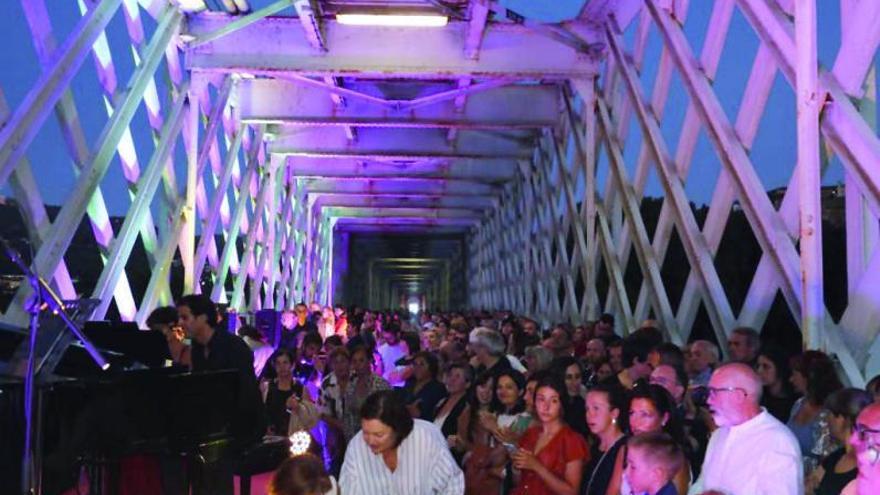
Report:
340,390,464,494
689,363,802,495
377,324,407,387
842,403,880,494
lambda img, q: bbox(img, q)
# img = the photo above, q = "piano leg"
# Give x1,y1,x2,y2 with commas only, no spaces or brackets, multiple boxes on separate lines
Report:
238,475,252,495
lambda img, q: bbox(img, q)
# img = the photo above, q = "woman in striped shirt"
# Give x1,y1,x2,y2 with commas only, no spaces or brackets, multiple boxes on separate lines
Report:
340,390,465,494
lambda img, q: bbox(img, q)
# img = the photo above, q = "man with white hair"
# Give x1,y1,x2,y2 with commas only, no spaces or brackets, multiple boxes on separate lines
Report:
688,340,719,388
842,403,880,494
468,327,524,376
690,363,802,495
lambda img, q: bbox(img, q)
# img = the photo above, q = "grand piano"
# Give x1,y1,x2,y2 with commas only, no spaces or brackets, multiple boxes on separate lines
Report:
0,310,263,495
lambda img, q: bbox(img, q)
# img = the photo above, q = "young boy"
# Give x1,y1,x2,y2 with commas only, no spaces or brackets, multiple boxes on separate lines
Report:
625,431,684,495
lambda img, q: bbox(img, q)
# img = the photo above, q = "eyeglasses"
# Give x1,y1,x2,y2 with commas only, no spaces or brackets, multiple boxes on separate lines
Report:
854,423,880,441
707,386,747,397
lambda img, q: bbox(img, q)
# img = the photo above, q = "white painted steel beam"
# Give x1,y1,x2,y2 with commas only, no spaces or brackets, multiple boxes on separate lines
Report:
286,157,517,182
795,0,823,350
299,177,498,196
268,127,535,160
2,7,183,326
0,0,123,187
736,0,880,217
831,0,880,98
311,193,496,210
90,87,188,319
335,217,478,226
185,15,599,79
235,79,560,129
597,95,681,343
324,207,483,219
647,1,804,318
605,16,736,344
337,223,468,233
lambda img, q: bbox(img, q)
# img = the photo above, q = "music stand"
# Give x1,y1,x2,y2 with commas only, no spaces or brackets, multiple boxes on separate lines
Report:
1,240,108,495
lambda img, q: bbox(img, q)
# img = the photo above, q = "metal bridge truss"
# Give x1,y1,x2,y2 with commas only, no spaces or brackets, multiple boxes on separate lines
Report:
0,0,878,383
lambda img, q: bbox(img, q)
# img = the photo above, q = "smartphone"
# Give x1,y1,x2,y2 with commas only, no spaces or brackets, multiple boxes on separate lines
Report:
502,442,518,454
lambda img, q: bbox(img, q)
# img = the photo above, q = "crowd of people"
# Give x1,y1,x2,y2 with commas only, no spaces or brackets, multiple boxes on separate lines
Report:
148,298,880,495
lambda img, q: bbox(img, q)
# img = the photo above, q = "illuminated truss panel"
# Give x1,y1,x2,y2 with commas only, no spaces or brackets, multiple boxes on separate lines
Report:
0,0,878,383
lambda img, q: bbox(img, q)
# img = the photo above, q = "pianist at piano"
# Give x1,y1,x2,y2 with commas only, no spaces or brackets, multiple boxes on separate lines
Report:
176,294,265,443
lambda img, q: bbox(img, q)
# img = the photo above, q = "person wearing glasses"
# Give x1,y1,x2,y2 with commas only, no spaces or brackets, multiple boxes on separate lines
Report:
688,363,802,495
842,403,880,494
808,388,872,495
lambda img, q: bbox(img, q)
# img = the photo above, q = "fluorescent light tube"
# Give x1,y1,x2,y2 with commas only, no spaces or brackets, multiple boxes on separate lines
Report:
336,13,449,27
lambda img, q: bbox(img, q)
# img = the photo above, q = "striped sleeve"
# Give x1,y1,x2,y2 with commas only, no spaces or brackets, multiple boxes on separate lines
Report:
338,436,362,495
426,421,465,495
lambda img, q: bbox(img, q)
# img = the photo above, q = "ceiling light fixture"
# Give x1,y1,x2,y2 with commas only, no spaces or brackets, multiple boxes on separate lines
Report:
336,13,448,27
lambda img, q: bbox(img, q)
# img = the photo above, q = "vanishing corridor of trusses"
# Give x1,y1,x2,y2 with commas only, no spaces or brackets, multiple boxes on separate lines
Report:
0,0,878,385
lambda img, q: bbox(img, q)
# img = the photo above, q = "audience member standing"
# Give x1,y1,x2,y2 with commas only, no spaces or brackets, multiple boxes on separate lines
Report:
269,454,337,495
433,363,472,439
624,433,685,495
280,303,319,350
457,373,505,495
510,375,589,495
555,356,589,439
239,324,274,377
340,390,464,494
343,346,391,440
809,388,872,495
756,346,798,422
470,327,514,377
261,349,303,435
377,323,408,387
620,384,692,495
788,351,843,474
686,340,718,388
726,327,760,366
841,403,880,494
582,383,627,495
319,306,337,341
616,335,655,390
403,351,447,420
689,363,802,495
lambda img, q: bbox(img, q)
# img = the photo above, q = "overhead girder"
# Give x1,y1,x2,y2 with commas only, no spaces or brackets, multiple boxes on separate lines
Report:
311,193,497,210
235,79,561,130
299,177,499,196
337,224,470,234
268,127,536,160
286,157,518,183
185,15,600,79
324,206,483,219
375,258,448,265
334,216,477,226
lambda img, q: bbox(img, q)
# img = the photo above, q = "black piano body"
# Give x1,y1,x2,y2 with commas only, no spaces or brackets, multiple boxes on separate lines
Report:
0,320,259,495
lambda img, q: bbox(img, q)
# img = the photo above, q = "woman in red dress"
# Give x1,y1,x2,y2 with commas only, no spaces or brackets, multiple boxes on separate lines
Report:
510,374,589,495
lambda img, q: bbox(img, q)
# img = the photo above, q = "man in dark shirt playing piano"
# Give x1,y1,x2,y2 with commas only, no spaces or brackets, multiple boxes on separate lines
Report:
176,294,266,495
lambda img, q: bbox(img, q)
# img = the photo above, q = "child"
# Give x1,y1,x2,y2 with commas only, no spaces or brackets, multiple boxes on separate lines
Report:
624,432,685,495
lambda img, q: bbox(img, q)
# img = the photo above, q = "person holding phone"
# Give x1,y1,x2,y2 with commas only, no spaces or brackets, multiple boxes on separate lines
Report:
262,349,305,435
509,374,588,495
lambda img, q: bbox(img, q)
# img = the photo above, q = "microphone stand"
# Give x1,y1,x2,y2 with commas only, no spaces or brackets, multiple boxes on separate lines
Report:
1,239,108,495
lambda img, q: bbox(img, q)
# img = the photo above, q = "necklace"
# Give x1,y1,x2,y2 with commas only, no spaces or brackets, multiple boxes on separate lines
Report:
585,435,626,494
